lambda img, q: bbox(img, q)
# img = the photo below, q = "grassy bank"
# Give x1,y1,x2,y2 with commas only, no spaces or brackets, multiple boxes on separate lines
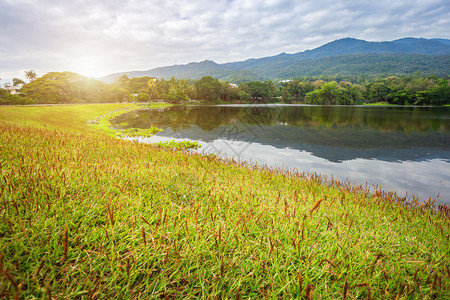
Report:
363,102,398,106
0,104,449,299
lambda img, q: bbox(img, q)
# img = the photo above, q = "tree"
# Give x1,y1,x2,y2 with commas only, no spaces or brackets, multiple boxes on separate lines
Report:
316,82,341,104
114,75,130,90
128,76,153,94
194,76,224,102
161,78,191,103
19,71,127,104
13,78,26,86
109,86,131,103
148,78,157,101
156,79,170,97
280,80,298,103
222,82,240,102
366,81,392,103
240,81,276,103
136,92,150,102
238,90,251,102
0,86,33,105
25,70,37,103
338,81,363,104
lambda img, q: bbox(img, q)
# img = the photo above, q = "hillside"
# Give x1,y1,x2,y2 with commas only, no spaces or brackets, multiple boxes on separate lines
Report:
101,37,450,83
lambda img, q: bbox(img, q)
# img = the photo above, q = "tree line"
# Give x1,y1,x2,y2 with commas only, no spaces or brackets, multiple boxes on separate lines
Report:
1,71,448,105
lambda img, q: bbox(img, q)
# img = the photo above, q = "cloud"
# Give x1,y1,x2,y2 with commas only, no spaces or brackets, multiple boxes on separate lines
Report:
0,0,449,81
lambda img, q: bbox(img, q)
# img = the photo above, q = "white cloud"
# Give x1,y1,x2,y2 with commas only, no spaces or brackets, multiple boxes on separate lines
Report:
0,0,449,82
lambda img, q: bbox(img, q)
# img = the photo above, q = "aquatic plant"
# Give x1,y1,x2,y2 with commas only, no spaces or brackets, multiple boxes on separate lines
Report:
117,127,163,138
156,140,200,150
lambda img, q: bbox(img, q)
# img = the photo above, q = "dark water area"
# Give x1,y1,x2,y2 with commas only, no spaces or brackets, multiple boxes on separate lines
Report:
112,104,450,204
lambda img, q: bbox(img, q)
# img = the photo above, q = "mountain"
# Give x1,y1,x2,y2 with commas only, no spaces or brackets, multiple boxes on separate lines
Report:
101,37,450,83
299,37,450,58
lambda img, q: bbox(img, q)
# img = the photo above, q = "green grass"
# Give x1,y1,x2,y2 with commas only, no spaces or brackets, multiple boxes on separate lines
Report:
87,102,171,137
363,102,397,106
0,104,449,299
156,140,201,150
117,127,163,138
0,103,140,133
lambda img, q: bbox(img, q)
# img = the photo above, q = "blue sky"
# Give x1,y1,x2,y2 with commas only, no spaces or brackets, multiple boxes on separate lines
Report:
0,0,449,83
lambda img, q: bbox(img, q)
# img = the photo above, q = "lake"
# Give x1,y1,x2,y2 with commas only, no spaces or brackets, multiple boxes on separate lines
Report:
112,104,450,205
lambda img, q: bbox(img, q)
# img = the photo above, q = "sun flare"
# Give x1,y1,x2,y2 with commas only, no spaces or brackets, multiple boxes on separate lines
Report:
74,56,105,78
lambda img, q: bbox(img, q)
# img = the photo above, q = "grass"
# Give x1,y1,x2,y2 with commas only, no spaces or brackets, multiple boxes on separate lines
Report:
156,140,201,150
0,103,140,133
363,102,397,106
117,127,164,138
0,104,449,299
87,102,171,137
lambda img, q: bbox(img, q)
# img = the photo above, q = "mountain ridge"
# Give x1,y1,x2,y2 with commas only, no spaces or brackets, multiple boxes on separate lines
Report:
101,37,450,83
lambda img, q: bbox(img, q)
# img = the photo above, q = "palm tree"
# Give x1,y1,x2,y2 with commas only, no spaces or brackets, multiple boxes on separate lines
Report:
148,78,157,101
25,70,37,103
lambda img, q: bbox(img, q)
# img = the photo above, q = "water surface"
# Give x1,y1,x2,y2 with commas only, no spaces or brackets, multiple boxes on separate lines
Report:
112,104,450,204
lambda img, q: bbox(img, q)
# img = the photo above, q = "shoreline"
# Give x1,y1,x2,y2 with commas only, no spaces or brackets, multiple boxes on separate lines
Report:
112,104,449,206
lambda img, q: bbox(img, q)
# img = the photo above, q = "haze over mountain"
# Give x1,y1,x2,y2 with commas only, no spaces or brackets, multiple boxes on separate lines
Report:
101,38,450,83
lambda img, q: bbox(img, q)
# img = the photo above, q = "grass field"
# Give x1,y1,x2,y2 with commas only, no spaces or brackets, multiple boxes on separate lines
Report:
0,104,449,299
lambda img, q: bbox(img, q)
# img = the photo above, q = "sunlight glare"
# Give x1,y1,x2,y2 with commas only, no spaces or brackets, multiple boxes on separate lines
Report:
74,56,105,78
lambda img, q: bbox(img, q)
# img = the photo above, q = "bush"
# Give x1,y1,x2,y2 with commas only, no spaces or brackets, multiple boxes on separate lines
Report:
0,91,34,105
136,93,150,102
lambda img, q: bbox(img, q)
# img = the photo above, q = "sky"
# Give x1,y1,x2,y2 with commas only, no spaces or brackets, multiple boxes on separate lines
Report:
1,0,449,84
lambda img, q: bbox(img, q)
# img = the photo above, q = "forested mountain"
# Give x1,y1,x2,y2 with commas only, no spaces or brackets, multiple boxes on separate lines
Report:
101,38,450,83
298,37,450,58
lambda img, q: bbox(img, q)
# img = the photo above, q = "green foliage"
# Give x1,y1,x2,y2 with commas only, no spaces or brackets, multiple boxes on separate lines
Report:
0,89,34,105
222,83,240,102
109,85,131,103
276,54,450,79
87,103,172,137
339,82,363,104
240,80,277,103
119,76,157,94
117,127,163,138
238,90,251,102
316,82,340,104
24,70,38,103
364,75,450,105
304,81,364,105
12,78,25,86
136,92,149,102
195,76,224,102
416,86,450,106
20,72,131,104
156,139,200,149
114,75,130,90
4,70,448,106
280,80,315,103
88,107,141,137
161,78,192,103
366,81,392,103
0,88,7,99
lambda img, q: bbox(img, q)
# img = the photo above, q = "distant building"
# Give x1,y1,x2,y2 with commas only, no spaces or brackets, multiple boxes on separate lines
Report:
9,84,23,95
228,83,238,88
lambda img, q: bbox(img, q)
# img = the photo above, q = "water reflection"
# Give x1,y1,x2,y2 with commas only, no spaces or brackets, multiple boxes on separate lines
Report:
112,105,450,203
